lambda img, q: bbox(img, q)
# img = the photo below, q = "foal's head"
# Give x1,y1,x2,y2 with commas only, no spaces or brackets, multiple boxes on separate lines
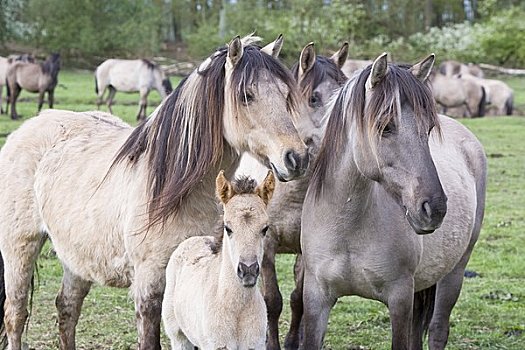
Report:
216,170,275,287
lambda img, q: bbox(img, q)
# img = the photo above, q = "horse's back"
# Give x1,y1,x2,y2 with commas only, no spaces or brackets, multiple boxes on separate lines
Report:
96,59,145,92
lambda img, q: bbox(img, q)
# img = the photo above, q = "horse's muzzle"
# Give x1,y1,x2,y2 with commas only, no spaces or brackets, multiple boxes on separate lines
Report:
237,261,260,288
405,195,448,235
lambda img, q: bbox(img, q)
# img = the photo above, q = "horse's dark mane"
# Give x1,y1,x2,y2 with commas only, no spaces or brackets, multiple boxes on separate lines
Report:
291,55,347,98
310,63,440,198
112,43,297,228
142,59,157,70
41,53,61,87
211,175,259,254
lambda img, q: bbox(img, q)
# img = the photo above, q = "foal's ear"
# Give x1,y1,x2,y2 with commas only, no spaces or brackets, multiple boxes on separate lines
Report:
256,171,275,206
331,42,349,69
227,36,244,69
216,170,236,204
299,42,316,82
261,34,284,58
410,53,435,82
366,52,389,90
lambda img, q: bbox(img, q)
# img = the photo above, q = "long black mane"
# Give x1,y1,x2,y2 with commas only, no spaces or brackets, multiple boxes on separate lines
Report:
112,42,298,228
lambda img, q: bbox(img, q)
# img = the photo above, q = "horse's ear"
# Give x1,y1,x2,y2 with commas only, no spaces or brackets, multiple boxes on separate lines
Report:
366,52,389,90
227,36,244,70
216,170,236,205
261,34,284,58
410,53,435,82
331,42,349,69
256,171,275,206
299,42,316,81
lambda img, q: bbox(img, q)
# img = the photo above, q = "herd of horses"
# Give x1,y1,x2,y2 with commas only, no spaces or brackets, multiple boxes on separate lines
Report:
0,34,487,350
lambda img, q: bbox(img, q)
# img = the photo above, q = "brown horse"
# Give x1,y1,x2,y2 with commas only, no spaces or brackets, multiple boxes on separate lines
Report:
0,54,34,115
6,53,61,119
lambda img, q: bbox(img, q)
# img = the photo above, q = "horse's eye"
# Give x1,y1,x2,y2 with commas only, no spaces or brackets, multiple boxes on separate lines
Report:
224,225,233,236
382,122,395,137
309,92,322,108
261,225,269,236
242,91,255,105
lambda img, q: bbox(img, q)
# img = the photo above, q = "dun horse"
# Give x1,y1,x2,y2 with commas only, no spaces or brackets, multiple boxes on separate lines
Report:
5,53,59,120
236,42,349,350
162,171,275,350
0,55,34,114
300,54,486,349
455,73,514,116
0,35,309,350
439,59,484,78
95,58,173,121
430,71,486,118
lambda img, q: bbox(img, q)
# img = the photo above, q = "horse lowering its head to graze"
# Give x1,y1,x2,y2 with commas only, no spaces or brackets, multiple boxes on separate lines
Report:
235,41,349,350
0,34,308,350
300,53,486,349
430,70,486,118
162,170,275,350
455,73,514,116
439,59,484,78
95,58,173,121
5,53,60,120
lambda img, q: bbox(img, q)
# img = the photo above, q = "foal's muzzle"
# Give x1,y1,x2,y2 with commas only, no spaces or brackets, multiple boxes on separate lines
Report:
237,261,260,288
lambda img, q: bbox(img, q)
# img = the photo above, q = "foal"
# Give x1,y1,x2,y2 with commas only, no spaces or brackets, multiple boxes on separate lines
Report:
162,170,275,350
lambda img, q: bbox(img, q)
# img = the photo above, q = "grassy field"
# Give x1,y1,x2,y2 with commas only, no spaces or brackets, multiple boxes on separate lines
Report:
0,70,523,349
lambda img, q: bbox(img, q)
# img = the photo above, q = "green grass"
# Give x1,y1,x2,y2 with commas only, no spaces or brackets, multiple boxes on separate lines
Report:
1,70,524,349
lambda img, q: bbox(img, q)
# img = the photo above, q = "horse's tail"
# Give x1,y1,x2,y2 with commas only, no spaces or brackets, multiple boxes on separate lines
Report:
94,73,99,95
0,252,6,348
478,86,486,117
505,94,514,115
413,284,436,340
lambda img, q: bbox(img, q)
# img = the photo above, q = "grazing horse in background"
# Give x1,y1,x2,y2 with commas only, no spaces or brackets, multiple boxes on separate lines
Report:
0,54,35,114
439,59,484,78
5,53,59,119
0,35,309,350
430,71,486,118
236,42,349,350
95,59,173,121
455,73,514,116
300,53,486,349
162,171,275,350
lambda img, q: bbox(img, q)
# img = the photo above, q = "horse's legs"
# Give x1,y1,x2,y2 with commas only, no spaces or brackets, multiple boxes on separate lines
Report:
133,266,164,350
137,88,149,121
37,90,45,112
409,285,436,350
284,254,304,350
301,271,335,350
1,234,46,350
387,277,415,350
0,85,4,114
55,265,92,350
106,86,117,115
261,237,282,350
48,89,55,109
9,84,21,120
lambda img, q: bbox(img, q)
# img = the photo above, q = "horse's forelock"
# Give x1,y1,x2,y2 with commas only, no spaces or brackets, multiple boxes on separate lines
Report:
229,46,300,118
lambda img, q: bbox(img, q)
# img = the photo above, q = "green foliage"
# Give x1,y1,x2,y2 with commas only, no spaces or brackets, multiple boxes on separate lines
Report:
22,0,162,62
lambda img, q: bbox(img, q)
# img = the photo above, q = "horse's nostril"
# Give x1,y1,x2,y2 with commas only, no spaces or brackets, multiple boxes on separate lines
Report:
285,150,298,171
423,201,432,218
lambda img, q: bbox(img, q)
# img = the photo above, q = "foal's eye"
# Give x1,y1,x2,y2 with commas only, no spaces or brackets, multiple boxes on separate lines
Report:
261,225,270,236
309,92,322,108
224,225,233,236
241,91,255,105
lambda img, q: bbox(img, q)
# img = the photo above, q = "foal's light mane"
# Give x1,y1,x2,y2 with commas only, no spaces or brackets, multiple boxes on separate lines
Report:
310,64,441,198
112,42,299,228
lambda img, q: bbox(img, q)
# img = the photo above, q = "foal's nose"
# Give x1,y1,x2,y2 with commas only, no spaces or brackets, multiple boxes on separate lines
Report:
284,149,310,177
237,261,260,287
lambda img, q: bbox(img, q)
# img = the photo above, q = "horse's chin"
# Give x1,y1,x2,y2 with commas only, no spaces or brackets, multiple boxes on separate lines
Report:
405,211,439,235
240,276,258,288
270,163,291,183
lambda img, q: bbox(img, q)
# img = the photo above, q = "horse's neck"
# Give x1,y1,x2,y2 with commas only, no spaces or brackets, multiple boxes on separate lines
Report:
217,243,258,303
